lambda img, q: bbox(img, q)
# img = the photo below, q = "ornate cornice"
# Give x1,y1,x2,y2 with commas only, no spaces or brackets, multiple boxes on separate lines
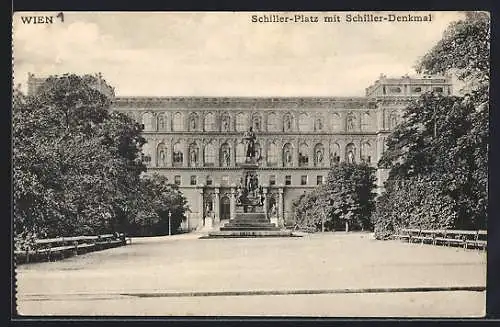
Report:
147,166,334,171
111,96,378,110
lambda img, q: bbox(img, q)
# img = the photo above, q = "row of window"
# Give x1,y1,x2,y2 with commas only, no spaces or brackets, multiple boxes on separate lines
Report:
382,85,446,95
149,141,373,168
173,175,324,186
133,111,388,133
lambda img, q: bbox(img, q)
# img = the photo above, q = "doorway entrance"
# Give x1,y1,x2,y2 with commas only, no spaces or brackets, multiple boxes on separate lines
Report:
220,196,231,220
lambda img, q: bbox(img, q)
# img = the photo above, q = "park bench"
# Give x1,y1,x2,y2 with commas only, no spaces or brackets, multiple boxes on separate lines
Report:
394,228,421,242
393,228,487,250
464,230,487,250
410,229,435,244
392,228,410,241
15,232,130,264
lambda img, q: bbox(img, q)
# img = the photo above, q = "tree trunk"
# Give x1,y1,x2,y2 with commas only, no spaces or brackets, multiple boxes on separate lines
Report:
345,220,349,232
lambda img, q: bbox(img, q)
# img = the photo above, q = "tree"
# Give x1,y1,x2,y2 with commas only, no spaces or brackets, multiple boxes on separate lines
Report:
130,174,188,236
292,162,377,232
373,176,458,240
13,74,147,240
324,162,377,232
292,188,330,231
416,12,490,100
374,12,489,236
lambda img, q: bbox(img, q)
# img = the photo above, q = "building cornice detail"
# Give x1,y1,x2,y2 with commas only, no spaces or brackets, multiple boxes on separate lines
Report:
112,96,378,109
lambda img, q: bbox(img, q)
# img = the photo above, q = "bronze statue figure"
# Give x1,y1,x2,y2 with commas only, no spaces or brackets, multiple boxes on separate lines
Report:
243,126,256,159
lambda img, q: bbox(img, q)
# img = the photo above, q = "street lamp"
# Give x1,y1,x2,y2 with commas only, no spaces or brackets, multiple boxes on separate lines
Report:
168,211,172,236
321,209,325,233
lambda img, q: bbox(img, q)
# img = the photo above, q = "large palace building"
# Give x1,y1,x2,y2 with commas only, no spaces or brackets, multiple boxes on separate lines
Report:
27,73,452,230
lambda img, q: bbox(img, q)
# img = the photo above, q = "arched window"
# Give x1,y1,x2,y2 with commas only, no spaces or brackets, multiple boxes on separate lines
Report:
332,112,341,131
236,113,247,132
204,143,216,166
298,113,310,132
220,143,231,167
267,142,278,166
188,113,198,131
298,143,309,167
172,112,183,131
173,142,183,166
361,112,371,131
329,143,341,165
252,114,262,132
389,112,399,130
188,143,199,167
206,175,213,186
346,113,356,131
126,111,136,121
314,115,324,131
157,143,167,167
314,143,325,167
283,143,293,167
236,142,246,164
345,143,356,164
221,114,231,132
157,113,166,131
283,114,293,132
267,113,278,132
141,143,153,166
142,112,154,131
361,142,373,163
204,112,216,131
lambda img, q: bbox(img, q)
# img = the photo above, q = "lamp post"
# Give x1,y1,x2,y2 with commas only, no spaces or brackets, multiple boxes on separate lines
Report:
321,209,325,233
168,211,172,236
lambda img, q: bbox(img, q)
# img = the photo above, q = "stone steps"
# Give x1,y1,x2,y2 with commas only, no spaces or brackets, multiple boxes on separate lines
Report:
220,226,280,231
203,230,296,238
222,222,276,227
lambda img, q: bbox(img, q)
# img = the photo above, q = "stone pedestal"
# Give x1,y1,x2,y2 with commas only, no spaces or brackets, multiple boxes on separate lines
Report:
207,160,294,238
205,216,213,228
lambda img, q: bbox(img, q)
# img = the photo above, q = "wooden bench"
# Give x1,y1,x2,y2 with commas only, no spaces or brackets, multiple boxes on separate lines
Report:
15,232,130,264
394,228,487,250
411,229,436,245
392,228,411,241
465,230,487,250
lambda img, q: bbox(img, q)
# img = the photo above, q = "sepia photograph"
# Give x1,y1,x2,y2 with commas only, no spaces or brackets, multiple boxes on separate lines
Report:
12,11,489,317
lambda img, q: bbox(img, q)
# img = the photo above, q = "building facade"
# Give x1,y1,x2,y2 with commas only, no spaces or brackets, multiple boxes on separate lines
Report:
27,73,452,230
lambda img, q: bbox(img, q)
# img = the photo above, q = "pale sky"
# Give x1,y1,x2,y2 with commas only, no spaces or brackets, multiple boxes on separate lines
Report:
12,11,465,96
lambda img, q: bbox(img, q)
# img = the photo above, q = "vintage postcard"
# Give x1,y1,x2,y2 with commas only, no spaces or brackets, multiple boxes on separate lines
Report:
12,11,489,317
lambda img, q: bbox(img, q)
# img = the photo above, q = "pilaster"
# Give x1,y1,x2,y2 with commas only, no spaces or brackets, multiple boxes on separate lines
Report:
214,184,221,223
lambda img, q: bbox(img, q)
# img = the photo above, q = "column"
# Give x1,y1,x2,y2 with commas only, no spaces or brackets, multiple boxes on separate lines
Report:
230,184,236,220
183,141,189,167
278,187,284,224
328,141,333,167
309,139,315,167
215,139,220,167
376,104,383,132
232,139,237,166
214,184,220,224
167,137,173,166
199,143,205,167
152,112,158,132
294,138,300,167
263,186,269,219
166,112,171,132
339,139,345,163
197,186,205,227
358,139,363,162
260,139,267,167
151,139,157,168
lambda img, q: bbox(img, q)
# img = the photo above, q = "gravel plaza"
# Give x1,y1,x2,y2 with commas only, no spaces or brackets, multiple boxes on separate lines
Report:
15,232,486,317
